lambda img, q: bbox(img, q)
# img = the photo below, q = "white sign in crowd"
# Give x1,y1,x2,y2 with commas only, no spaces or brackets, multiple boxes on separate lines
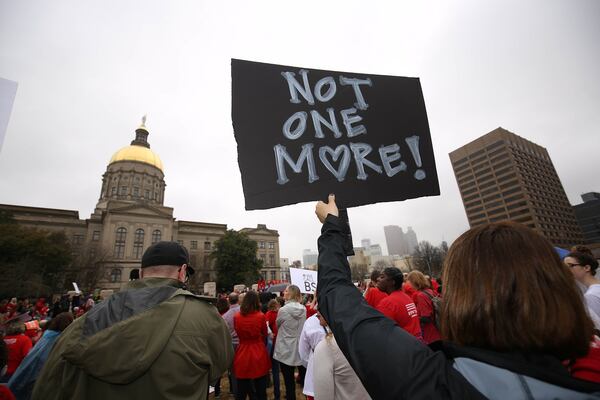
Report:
289,267,317,294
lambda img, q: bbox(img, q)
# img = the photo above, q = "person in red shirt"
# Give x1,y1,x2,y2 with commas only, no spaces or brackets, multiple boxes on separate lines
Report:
233,291,271,400
265,298,281,400
375,267,422,340
1,323,32,382
364,270,388,308
570,335,600,383
407,270,442,349
0,340,16,400
305,294,318,319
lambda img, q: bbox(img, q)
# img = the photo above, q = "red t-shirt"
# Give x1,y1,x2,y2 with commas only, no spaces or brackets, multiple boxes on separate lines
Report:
306,304,317,319
365,287,388,308
376,290,422,340
403,282,416,298
265,310,278,342
571,336,600,383
412,289,441,344
3,334,32,375
0,385,16,400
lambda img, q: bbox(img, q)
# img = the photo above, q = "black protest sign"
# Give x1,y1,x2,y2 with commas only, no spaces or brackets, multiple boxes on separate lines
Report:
231,59,439,210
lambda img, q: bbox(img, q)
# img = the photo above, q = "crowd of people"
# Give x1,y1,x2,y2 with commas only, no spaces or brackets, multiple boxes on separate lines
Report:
0,195,600,399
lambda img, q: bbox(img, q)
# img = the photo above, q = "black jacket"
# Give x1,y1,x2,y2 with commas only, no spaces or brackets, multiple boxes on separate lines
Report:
316,215,600,399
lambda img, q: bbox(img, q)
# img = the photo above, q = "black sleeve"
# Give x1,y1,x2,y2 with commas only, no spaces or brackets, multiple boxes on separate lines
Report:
316,215,486,400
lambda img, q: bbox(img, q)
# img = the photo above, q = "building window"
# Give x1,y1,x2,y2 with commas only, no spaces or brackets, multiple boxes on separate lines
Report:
204,241,211,250
259,241,266,249
114,227,127,258
110,268,122,283
72,234,84,245
270,271,276,280
111,187,117,195
92,230,100,241
120,186,127,196
152,230,161,244
177,240,184,246
133,229,145,258
260,254,266,263
269,254,275,266
268,242,275,250
145,190,150,199
133,187,140,197
191,241,198,250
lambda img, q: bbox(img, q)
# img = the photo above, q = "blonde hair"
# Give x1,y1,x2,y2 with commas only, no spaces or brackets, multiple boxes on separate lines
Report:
286,285,302,302
407,270,429,291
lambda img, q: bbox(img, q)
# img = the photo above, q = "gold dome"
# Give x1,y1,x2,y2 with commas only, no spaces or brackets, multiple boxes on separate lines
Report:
109,145,164,171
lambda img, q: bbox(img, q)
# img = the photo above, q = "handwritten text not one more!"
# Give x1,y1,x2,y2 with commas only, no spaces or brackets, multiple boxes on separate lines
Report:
274,69,426,185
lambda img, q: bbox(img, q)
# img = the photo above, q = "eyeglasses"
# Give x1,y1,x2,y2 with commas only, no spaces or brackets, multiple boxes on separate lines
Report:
566,263,583,268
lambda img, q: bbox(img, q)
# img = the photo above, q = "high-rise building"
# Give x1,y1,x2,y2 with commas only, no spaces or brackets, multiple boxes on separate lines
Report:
449,127,583,248
384,225,409,256
302,249,318,268
361,239,372,249
368,244,383,257
405,227,418,254
573,192,600,245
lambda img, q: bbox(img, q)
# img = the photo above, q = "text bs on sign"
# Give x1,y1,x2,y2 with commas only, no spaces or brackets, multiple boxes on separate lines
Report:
231,59,439,210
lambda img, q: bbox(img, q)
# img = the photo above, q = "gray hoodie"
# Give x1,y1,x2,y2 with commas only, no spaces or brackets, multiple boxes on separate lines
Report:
273,301,306,366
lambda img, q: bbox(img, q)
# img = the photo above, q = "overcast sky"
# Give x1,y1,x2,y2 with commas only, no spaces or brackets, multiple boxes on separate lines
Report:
0,0,599,263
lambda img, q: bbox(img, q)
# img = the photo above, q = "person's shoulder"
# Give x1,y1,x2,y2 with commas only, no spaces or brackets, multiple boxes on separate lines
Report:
586,284,600,296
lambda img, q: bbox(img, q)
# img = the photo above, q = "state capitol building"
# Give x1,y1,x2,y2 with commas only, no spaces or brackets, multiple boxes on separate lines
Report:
0,120,281,292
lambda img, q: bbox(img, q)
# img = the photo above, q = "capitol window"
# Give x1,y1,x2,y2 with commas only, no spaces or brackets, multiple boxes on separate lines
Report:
133,229,145,258
114,227,127,258
110,268,122,283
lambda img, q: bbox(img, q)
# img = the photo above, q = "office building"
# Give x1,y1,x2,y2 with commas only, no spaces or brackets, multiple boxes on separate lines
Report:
573,192,600,245
302,249,318,268
449,127,583,248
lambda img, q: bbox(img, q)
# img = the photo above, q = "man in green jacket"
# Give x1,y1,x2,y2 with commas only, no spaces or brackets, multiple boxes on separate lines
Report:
32,241,233,400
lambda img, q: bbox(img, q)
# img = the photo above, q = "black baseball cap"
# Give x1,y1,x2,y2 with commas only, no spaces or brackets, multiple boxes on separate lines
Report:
141,241,195,275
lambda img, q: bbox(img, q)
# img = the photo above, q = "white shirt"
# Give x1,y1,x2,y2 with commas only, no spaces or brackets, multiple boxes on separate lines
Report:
313,335,372,400
585,284,600,322
298,314,327,397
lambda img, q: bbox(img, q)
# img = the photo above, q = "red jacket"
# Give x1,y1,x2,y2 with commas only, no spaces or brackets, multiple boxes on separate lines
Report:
365,287,388,308
3,334,32,375
234,311,271,379
376,290,422,340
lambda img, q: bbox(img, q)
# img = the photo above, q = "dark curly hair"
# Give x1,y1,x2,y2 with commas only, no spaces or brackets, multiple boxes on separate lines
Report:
567,251,599,276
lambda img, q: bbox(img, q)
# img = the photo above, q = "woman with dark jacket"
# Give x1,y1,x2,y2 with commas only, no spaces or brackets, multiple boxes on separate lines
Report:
315,194,600,399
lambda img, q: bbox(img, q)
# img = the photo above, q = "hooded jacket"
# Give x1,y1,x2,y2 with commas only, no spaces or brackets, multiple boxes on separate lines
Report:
273,300,306,366
31,278,233,400
317,215,600,400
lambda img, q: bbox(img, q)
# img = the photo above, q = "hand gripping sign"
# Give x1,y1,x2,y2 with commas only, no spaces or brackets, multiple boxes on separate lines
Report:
231,59,439,211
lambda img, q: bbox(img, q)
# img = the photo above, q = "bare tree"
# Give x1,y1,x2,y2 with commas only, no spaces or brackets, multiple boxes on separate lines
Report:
349,262,369,281
373,260,390,270
411,241,445,278
72,243,111,292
